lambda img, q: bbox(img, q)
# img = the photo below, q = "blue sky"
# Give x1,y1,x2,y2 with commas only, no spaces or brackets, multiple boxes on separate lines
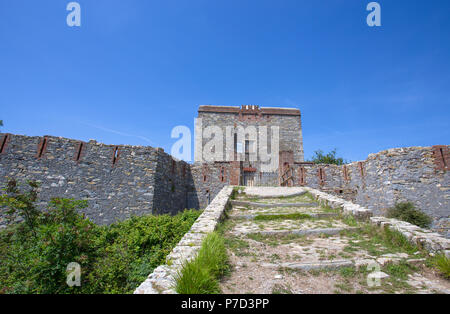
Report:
1,0,449,162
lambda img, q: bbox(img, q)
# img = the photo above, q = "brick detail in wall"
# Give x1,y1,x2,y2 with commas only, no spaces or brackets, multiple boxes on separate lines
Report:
298,167,306,186
343,165,350,181
432,145,449,171
73,142,86,162
112,146,120,166
171,159,176,175
238,105,263,122
358,162,365,177
229,161,240,185
36,137,48,159
202,164,209,182
318,168,326,186
219,166,227,182
0,133,11,155
279,151,294,177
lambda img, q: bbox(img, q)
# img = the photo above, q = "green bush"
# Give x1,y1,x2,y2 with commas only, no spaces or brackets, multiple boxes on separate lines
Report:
175,232,229,294
0,180,201,294
309,149,346,165
387,202,432,228
87,209,201,293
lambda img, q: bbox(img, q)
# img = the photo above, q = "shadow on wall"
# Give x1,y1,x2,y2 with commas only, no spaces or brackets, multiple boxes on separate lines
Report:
152,150,199,215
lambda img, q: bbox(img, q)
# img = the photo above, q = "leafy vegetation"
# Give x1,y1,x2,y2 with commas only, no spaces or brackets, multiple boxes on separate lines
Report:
175,232,229,294
387,202,432,228
309,149,346,165
0,180,201,294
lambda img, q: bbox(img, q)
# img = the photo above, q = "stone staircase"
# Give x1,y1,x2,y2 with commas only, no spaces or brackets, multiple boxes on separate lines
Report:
219,187,450,294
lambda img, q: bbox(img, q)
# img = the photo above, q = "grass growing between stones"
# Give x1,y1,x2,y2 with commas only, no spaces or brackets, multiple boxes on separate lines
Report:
175,232,230,294
340,224,420,257
272,283,294,294
253,213,312,221
224,237,251,257
246,233,314,246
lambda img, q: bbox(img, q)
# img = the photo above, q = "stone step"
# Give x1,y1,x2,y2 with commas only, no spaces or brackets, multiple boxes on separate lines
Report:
229,212,340,220
260,260,354,271
231,200,318,208
260,257,429,272
235,227,360,237
242,187,307,199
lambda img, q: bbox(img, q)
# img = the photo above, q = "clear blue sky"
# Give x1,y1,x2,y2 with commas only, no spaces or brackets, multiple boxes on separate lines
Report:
1,0,449,162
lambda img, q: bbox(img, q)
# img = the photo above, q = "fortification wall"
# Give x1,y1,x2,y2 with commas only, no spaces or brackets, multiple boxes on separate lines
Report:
1,132,448,237
293,146,450,236
188,162,232,209
0,133,195,226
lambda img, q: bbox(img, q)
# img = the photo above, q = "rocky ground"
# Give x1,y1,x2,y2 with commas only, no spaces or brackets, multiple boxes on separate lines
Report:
219,188,450,294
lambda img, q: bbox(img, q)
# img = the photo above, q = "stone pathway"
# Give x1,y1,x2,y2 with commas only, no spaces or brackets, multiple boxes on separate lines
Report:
220,187,450,294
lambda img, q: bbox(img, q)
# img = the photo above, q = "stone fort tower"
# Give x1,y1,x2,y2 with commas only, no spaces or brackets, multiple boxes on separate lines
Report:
194,105,304,186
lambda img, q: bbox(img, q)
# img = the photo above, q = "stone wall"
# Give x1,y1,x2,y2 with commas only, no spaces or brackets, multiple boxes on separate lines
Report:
0,133,195,226
291,146,450,236
188,162,234,209
195,106,304,163
1,132,448,237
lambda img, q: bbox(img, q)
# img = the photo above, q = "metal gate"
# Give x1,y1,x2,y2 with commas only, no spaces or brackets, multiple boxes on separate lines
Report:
243,171,255,186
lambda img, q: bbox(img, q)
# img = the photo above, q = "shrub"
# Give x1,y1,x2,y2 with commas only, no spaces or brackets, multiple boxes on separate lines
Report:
88,209,201,293
0,196,98,294
175,232,229,294
0,180,41,236
0,180,201,294
309,149,346,165
387,202,432,228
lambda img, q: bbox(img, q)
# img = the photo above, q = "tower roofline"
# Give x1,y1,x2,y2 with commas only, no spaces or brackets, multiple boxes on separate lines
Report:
198,105,300,116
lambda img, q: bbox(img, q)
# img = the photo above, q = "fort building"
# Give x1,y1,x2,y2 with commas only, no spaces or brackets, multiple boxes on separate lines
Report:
194,105,304,186
0,105,448,236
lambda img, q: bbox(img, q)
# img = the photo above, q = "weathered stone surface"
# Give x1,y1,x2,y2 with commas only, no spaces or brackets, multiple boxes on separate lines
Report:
304,187,373,219
231,200,317,208
293,147,449,237
368,271,390,280
370,216,450,253
244,187,307,198
0,134,195,226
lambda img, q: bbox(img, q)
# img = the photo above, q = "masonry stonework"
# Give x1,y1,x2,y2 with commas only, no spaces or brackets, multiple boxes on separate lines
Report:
0,133,197,226
0,106,449,238
291,146,450,237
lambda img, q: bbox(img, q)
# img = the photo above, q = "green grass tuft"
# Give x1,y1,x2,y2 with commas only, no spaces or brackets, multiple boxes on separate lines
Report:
175,232,229,294
253,213,311,221
431,254,450,279
342,215,358,227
